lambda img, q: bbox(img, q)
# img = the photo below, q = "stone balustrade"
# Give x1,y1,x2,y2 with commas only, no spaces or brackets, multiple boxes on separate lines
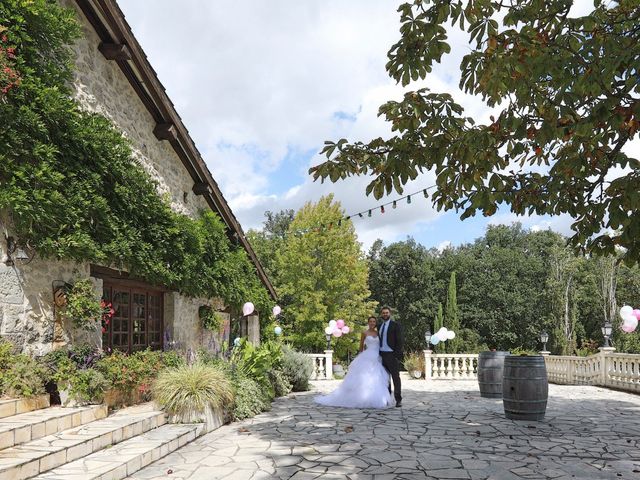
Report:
423,351,479,380
419,348,640,395
545,349,640,393
304,350,333,380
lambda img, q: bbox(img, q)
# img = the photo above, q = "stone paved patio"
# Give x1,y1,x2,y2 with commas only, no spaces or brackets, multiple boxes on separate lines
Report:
127,377,640,479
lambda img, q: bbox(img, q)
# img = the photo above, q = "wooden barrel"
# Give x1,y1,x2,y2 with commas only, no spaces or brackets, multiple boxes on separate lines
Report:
502,355,548,421
477,351,510,398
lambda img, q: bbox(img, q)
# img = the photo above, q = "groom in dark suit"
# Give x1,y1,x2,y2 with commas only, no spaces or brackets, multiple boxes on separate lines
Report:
378,306,403,407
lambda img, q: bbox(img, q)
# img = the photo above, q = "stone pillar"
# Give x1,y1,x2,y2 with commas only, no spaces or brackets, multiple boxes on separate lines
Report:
247,314,260,346
240,316,248,338
598,347,616,386
424,349,433,380
324,350,333,379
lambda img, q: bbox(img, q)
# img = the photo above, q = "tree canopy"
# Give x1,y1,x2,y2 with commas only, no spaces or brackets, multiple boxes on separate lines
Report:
249,196,376,356
310,0,640,263
367,223,640,355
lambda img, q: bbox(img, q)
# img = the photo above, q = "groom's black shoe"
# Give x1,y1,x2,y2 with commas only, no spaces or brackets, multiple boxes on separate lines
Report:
395,400,402,408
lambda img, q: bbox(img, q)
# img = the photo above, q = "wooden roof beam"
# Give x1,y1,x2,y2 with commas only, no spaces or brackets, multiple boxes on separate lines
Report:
153,123,178,142
98,42,131,60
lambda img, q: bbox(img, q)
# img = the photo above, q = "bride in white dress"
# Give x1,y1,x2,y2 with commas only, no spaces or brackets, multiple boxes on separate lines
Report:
315,316,394,409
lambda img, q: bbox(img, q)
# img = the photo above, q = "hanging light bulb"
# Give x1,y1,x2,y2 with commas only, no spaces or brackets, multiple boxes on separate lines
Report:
381,205,385,214
368,210,372,217
338,219,342,226
358,213,363,218
407,195,412,204
393,200,397,209
423,189,428,198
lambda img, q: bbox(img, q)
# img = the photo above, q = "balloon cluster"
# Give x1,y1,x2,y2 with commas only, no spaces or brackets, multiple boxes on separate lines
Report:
325,319,350,337
430,327,456,346
619,305,640,333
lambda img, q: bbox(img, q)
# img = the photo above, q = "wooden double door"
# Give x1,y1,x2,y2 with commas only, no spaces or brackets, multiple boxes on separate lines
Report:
102,283,163,353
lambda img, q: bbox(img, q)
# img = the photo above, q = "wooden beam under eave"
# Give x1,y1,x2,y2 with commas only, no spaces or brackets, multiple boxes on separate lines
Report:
98,42,132,61
192,182,210,196
153,123,178,141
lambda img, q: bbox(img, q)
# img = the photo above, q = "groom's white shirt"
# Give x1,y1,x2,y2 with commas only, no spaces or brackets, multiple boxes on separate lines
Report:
380,319,393,352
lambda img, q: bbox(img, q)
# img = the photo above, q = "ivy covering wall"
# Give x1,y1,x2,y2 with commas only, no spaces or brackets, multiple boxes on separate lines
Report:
0,0,272,313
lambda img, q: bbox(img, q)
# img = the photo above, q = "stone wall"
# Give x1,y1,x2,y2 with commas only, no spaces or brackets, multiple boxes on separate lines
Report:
0,221,100,355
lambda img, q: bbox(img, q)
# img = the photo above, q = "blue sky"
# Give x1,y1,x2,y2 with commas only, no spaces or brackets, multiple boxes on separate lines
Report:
116,0,630,252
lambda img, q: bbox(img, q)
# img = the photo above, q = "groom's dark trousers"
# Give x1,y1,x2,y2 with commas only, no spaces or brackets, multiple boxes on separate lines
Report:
380,352,402,402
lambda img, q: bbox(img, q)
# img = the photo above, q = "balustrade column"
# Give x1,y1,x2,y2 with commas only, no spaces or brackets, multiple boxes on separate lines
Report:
598,347,615,387
324,350,333,380
424,350,433,381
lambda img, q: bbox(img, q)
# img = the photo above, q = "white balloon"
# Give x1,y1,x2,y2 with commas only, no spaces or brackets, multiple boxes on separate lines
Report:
437,327,448,337
242,302,254,316
324,326,333,335
446,331,456,340
329,320,337,328
430,336,440,345
623,317,638,328
272,305,282,316
620,305,634,318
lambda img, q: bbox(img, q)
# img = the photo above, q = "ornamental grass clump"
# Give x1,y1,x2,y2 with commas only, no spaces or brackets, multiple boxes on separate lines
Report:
153,363,233,429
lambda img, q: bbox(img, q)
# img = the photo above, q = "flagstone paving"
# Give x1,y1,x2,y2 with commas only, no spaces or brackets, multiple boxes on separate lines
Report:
127,378,640,479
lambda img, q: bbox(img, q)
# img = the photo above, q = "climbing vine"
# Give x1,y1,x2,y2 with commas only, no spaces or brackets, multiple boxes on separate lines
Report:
0,0,272,313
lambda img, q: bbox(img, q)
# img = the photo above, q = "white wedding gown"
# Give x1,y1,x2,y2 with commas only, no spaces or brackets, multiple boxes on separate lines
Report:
314,335,394,409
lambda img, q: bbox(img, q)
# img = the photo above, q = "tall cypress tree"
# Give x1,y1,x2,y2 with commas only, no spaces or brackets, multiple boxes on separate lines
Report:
434,302,444,353
445,272,462,353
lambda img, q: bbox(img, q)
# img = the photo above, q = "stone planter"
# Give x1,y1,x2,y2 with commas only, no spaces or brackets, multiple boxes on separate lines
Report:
411,370,422,379
104,388,143,408
165,404,226,433
59,386,103,407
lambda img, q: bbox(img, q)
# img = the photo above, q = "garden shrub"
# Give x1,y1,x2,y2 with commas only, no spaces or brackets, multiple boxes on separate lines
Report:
1,353,46,398
281,346,314,392
68,368,109,404
231,373,271,421
267,368,292,397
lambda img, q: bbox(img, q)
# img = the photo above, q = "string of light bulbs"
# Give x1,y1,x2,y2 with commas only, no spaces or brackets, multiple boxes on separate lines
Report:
285,183,439,236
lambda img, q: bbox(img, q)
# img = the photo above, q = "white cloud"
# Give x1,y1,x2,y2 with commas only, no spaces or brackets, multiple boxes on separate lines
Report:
437,240,452,252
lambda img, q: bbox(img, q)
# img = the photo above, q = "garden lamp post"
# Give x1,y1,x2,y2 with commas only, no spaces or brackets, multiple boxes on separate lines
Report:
424,329,432,350
601,321,613,348
539,331,549,352
325,332,332,351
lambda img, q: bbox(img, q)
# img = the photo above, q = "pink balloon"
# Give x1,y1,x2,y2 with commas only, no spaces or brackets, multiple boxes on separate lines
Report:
621,323,637,333
341,326,350,334
633,309,640,321
336,319,345,329
332,329,343,337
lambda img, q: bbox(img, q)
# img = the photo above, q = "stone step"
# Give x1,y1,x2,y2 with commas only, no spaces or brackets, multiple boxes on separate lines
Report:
0,396,50,420
0,404,108,451
33,423,204,480
0,403,165,480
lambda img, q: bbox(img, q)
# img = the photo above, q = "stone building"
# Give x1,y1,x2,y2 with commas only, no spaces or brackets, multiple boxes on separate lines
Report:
0,0,275,356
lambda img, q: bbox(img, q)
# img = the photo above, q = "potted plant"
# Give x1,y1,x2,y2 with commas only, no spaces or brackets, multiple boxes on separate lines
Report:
153,363,233,432
403,352,425,379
